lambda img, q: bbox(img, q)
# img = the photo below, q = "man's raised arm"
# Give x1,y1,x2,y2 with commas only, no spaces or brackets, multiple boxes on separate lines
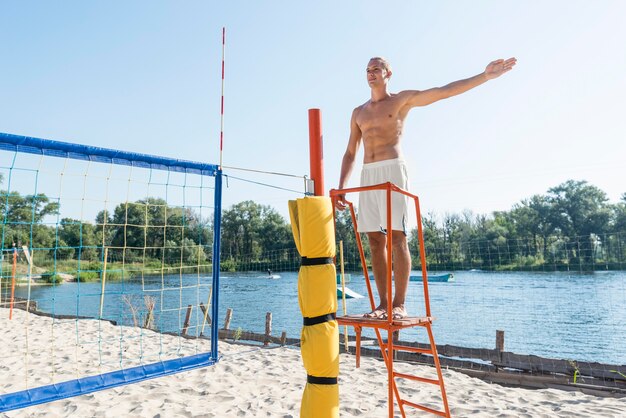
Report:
403,57,517,107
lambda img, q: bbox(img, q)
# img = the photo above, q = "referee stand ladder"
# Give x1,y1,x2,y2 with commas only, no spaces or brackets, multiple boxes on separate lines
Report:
330,182,451,418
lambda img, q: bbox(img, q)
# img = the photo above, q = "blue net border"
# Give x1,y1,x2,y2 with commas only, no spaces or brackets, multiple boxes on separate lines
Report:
0,131,223,412
0,353,218,412
0,132,219,176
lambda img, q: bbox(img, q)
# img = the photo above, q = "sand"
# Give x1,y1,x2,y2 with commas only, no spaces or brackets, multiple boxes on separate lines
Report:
1,308,624,418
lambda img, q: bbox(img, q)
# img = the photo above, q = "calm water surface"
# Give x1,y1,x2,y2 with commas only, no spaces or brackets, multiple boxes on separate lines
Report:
15,270,626,365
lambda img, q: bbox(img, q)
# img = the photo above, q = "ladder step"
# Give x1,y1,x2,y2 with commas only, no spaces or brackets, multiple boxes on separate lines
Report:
401,399,448,417
394,371,439,385
392,344,433,354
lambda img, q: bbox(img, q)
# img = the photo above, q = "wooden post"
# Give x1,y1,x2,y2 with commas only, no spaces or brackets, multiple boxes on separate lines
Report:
223,307,233,330
495,329,505,369
182,304,193,335
355,326,362,368
201,287,213,335
199,302,212,335
280,331,287,346
264,312,272,346
496,330,505,352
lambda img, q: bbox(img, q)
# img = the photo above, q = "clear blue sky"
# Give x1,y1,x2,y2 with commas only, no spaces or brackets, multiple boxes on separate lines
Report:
1,1,624,224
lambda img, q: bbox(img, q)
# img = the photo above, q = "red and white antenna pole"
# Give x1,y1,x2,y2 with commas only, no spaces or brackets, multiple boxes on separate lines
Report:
219,27,226,169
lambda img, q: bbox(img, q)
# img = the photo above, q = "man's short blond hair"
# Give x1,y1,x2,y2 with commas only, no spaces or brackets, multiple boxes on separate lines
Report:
369,57,392,73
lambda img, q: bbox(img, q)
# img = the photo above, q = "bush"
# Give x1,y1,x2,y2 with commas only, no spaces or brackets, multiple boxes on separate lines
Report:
41,271,64,284
106,268,134,281
221,257,237,272
56,239,75,260
76,270,100,282
85,261,103,271
144,259,164,269
515,254,544,267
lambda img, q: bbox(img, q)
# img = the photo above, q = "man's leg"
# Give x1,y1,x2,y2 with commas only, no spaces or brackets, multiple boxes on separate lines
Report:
366,231,389,312
391,230,411,317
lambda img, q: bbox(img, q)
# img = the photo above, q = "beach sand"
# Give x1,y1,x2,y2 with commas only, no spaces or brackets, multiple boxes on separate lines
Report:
1,308,624,417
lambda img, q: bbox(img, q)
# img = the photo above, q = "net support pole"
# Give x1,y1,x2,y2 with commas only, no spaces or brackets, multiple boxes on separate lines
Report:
291,108,339,417
308,109,324,196
210,170,223,361
219,27,226,169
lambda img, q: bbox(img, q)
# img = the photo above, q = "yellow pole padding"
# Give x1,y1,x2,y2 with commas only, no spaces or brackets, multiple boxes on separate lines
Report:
288,196,339,418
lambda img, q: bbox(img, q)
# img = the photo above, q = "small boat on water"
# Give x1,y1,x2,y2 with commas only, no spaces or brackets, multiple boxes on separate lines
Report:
336,273,351,284
410,273,454,282
367,273,454,283
337,286,363,299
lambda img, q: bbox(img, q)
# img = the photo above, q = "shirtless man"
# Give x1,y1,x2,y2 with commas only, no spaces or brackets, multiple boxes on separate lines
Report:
336,56,516,320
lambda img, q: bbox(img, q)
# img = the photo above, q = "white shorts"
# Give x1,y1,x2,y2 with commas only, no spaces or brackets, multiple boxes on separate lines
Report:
357,158,409,234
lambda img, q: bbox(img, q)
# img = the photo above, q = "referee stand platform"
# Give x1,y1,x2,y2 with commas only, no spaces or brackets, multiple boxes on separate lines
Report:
330,182,451,418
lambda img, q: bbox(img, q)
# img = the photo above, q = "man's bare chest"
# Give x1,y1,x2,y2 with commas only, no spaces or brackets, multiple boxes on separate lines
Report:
357,101,404,131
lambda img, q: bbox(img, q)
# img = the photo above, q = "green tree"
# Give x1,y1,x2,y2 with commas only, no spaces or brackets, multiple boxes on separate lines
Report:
58,218,99,261
613,193,626,233
98,197,209,264
410,212,445,268
547,180,611,265
95,209,114,248
221,201,262,261
259,208,292,252
220,200,296,270
1,192,59,223
510,194,556,259
611,193,626,263
0,190,59,250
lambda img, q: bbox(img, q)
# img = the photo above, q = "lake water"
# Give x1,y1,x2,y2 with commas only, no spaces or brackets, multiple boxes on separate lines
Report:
14,270,626,365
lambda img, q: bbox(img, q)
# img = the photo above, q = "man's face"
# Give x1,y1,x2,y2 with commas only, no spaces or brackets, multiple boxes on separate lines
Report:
366,59,389,87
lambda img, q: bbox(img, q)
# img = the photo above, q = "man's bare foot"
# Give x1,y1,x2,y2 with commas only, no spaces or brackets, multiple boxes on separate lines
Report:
363,307,387,319
391,306,408,320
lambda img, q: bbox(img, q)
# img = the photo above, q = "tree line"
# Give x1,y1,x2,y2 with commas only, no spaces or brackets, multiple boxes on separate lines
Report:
2,178,625,274
411,180,625,271
1,184,212,271
220,180,626,272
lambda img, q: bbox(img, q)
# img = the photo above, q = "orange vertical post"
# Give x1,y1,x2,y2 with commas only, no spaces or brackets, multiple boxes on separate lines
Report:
308,109,324,196
385,184,394,417
414,197,432,317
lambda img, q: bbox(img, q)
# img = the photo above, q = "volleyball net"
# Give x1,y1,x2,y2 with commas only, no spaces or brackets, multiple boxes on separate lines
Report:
0,132,222,412
213,210,626,391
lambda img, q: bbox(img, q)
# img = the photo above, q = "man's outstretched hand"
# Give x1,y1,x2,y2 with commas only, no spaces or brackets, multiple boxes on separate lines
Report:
485,57,517,80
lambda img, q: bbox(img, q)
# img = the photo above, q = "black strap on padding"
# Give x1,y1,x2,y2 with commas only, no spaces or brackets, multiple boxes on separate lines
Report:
300,256,333,266
303,312,336,326
307,375,338,385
